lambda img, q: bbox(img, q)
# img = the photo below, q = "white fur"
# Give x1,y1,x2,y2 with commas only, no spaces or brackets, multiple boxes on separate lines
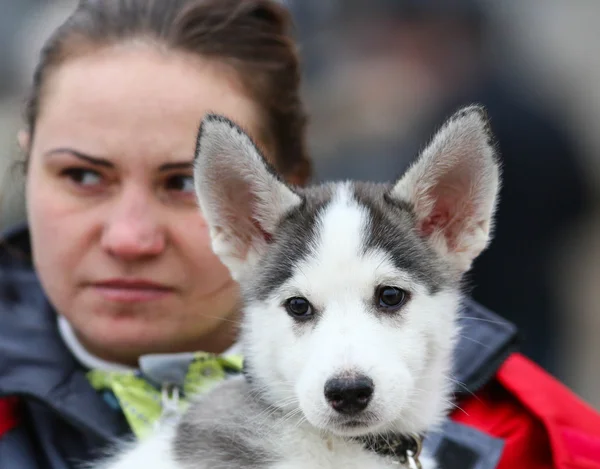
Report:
244,184,458,440
90,425,178,469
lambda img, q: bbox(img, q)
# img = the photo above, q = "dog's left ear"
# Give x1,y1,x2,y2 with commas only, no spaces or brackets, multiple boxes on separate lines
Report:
391,105,501,273
194,114,302,281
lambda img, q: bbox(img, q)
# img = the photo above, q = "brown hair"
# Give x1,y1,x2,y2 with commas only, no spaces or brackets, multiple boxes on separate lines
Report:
24,0,311,182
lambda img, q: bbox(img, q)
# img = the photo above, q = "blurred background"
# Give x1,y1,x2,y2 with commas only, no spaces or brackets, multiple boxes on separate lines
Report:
0,0,599,408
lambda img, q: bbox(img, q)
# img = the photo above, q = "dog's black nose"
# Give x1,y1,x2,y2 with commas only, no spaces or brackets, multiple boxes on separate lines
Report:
324,375,374,415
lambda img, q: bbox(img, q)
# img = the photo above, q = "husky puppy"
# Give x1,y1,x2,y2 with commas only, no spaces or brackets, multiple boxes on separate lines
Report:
94,105,500,469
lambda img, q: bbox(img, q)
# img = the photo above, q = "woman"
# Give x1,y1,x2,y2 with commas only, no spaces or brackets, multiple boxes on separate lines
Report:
0,0,310,466
1,1,599,468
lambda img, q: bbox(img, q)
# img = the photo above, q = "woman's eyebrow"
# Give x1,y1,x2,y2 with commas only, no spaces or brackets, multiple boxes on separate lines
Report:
44,148,113,168
158,161,194,172
44,149,194,172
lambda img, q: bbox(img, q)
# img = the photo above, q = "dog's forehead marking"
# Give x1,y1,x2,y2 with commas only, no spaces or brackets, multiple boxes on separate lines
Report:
283,184,397,305
248,180,450,303
249,183,374,303
314,183,366,268
315,183,367,265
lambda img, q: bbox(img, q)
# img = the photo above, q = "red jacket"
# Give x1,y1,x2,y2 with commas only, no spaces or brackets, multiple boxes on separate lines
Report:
0,397,19,437
451,353,600,469
2,353,600,467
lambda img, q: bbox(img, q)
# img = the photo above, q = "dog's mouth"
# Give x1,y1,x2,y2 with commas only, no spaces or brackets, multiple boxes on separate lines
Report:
325,412,383,436
339,420,366,428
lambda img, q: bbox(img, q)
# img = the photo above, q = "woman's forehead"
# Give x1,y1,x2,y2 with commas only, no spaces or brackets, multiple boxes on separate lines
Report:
33,45,266,164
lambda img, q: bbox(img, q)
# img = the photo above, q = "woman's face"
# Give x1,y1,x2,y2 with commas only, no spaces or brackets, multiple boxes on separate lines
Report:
25,44,265,365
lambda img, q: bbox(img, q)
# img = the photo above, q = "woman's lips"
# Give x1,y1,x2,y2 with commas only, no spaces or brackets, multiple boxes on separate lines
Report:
91,278,174,303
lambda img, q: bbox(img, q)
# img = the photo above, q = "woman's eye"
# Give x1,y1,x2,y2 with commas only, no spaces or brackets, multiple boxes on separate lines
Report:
165,174,194,194
62,168,102,187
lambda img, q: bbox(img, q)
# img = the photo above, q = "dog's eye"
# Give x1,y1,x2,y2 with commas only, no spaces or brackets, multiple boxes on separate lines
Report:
376,286,408,311
284,297,314,319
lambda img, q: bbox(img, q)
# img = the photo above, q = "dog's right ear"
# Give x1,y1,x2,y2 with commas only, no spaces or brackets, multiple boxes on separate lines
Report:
194,114,302,281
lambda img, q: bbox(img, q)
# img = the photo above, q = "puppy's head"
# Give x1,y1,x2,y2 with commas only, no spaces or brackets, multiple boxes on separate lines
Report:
194,106,500,437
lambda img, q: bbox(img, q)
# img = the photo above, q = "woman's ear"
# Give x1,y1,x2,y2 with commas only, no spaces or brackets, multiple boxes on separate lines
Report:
285,172,307,188
285,159,312,187
17,130,30,155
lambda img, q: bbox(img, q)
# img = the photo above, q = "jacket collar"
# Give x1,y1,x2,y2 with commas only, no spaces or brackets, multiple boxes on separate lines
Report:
454,298,520,396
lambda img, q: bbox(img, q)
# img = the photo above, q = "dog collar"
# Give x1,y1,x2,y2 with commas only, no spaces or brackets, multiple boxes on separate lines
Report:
357,432,423,468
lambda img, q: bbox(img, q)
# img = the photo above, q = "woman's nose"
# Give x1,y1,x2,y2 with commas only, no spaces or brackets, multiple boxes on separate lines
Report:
100,189,166,260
